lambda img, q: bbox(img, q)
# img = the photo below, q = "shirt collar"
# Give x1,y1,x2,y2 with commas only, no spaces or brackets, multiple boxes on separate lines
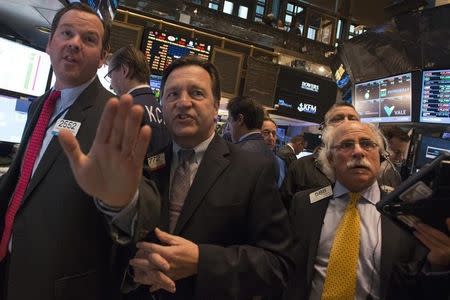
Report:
333,180,380,205
127,84,150,94
287,143,295,153
54,76,96,113
172,133,215,165
238,130,261,142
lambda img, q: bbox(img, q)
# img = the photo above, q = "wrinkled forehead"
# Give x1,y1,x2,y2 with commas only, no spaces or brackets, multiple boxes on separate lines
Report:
335,122,374,142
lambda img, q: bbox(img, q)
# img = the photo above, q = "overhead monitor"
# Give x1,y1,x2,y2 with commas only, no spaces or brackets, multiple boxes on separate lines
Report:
149,74,162,100
419,69,450,124
0,37,51,97
354,72,412,123
414,135,450,170
141,29,212,75
273,66,337,124
0,94,31,144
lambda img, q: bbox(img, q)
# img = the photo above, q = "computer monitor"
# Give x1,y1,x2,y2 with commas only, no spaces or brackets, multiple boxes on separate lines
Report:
414,135,450,170
141,29,212,75
0,37,51,97
354,72,413,123
0,94,31,143
150,74,162,100
419,69,450,124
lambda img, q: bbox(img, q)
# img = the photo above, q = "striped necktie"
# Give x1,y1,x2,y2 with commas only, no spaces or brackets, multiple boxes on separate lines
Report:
168,149,195,233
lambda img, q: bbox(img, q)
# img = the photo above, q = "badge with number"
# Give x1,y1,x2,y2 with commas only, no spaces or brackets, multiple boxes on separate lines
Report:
52,118,81,136
147,153,166,171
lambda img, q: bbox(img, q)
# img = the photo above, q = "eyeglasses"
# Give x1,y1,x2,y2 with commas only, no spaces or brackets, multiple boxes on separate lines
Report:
332,139,378,152
104,65,118,83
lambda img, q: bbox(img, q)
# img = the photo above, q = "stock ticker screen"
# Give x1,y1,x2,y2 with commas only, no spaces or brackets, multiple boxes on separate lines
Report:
420,69,450,124
142,30,212,75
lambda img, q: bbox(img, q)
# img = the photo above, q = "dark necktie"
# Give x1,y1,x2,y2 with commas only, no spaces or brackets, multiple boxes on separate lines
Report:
168,149,195,233
0,90,60,261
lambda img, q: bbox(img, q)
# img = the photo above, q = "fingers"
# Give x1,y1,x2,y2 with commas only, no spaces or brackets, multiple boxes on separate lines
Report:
121,101,144,158
155,228,179,246
133,125,151,166
95,97,119,144
130,258,176,293
58,128,84,170
110,94,133,149
414,223,450,248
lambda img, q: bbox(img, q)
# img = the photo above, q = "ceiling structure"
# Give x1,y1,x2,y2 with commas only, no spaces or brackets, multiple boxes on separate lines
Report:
0,0,439,128
0,0,432,50
0,0,64,49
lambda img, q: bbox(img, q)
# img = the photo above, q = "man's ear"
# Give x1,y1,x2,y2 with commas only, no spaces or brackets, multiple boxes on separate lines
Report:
122,65,130,77
98,49,108,68
237,113,244,126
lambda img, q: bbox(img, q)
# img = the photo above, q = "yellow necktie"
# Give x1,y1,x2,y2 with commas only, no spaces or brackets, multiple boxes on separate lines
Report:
321,192,361,300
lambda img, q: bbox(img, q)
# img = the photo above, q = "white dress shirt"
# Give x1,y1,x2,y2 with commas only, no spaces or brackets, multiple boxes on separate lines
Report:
309,180,382,300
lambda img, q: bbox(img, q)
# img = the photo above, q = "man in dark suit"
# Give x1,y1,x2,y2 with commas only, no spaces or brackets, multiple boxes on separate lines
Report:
107,45,170,156
286,121,449,300
281,102,359,208
277,134,305,168
227,96,279,181
261,116,286,187
0,4,159,300
128,56,295,299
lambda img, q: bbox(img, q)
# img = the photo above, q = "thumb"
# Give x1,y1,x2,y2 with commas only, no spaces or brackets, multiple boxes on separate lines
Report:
155,228,179,246
58,129,84,170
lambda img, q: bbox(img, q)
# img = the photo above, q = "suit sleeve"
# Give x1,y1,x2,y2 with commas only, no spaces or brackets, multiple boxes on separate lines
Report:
103,164,161,245
195,160,295,298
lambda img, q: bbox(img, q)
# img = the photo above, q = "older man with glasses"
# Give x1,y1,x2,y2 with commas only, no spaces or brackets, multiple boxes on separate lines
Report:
285,121,449,300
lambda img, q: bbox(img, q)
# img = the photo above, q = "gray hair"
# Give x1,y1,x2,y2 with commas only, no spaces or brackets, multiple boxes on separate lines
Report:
317,122,387,182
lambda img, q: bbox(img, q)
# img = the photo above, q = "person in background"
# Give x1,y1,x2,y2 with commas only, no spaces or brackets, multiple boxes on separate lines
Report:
120,56,294,299
261,116,286,187
276,20,286,30
378,125,411,188
107,45,170,156
227,96,279,180
277,134,306,168
281,102,359,208
286,121,449,300
0,3,159,299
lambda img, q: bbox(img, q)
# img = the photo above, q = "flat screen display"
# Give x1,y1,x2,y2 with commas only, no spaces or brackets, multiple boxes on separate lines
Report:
142,29,212,75
150,74,162,100
0,37,51,97
419,69,450,124
0,94,31,143
415,135,450,169
273,66,337,124
354,72,412,123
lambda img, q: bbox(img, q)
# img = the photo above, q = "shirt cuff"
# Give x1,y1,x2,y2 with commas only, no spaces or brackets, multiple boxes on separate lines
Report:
95,190,139,245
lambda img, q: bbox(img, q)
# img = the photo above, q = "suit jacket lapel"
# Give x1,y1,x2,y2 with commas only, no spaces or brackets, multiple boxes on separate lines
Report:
154,147,172,232
22,79,98,203
306,197,330,286
173,136,230,235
